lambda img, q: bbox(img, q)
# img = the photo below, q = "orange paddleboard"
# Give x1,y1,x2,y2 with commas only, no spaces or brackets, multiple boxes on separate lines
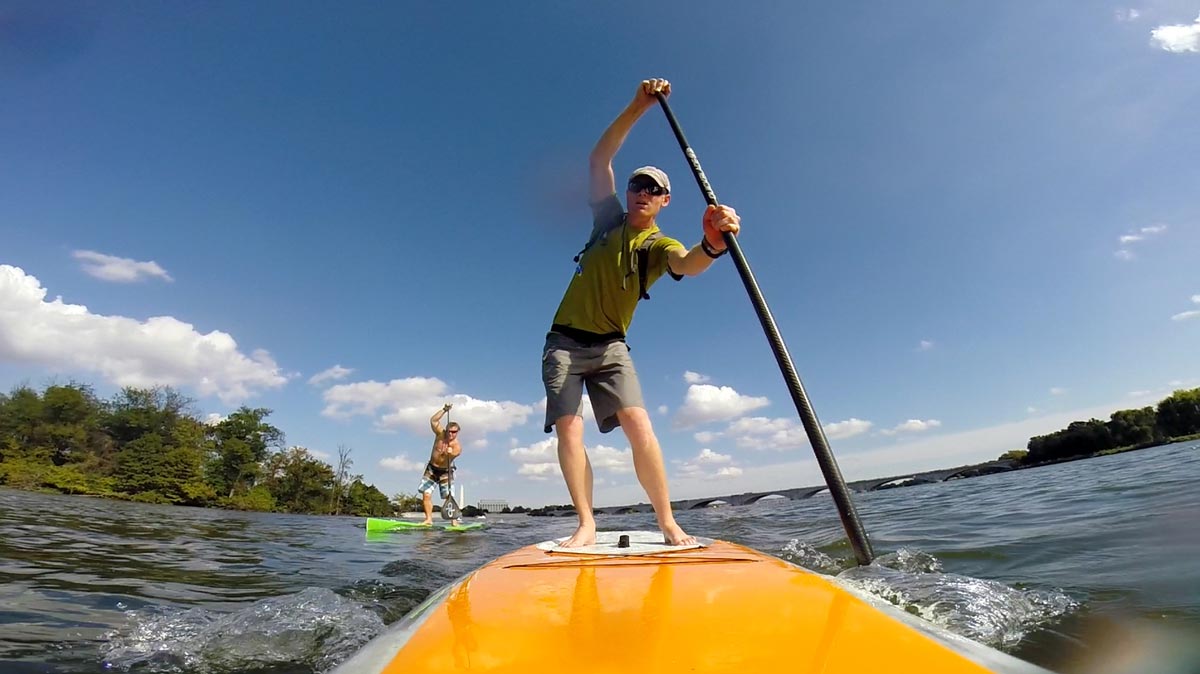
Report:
335,531,1049,674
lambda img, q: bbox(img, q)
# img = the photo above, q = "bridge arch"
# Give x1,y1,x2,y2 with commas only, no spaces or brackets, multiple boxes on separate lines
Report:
744,493,790,505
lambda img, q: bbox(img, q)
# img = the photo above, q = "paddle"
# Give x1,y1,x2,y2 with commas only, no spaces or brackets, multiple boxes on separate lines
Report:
440,408,462,522
654,92,875,566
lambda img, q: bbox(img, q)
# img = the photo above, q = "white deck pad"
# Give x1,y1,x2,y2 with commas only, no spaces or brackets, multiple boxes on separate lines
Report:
536,529,711,555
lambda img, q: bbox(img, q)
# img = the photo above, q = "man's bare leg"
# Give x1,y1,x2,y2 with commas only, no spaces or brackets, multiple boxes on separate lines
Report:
420,492,434,526
555,414,596,547
616,407,697,546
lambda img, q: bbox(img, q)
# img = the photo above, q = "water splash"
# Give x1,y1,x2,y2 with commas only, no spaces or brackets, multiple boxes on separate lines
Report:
100,587,383,673
779,538,844,574
837,550,1078,650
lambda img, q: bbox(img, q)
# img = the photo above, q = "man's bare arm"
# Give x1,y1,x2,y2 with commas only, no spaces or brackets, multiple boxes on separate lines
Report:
430,404,451,435
588,79,671,203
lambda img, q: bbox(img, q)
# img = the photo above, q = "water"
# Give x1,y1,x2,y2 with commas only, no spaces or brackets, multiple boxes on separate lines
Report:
1,442,1197,673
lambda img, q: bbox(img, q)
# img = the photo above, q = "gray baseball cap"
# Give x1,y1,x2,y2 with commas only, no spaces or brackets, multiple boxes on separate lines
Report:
628,166,671,193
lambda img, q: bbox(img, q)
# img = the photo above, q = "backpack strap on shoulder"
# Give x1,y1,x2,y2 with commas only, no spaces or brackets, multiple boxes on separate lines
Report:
635,231,663,301
574,216,626,263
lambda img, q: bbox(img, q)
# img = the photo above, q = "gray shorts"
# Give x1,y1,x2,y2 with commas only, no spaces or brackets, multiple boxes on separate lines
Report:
541,331,644,434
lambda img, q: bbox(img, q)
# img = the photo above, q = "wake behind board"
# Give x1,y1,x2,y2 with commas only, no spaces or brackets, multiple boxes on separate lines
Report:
334,530,1051,674
365,517,484,533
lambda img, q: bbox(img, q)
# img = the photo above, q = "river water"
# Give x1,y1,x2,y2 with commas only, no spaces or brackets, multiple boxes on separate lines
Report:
1,441,1197,673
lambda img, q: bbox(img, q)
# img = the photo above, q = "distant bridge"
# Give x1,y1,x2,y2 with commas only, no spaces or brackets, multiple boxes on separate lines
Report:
589,460,1016,515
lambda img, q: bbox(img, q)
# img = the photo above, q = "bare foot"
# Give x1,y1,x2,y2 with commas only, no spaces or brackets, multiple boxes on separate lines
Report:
558,522,596,548
662,521,697,546
419,519,433,526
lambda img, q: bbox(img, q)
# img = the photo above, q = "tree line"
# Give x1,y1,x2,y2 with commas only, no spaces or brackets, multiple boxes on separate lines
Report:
1022,387,1200,464
5,382,1195,514
0,382,404,516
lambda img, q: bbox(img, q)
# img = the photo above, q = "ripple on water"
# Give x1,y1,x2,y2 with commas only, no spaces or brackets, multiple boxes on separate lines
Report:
101,587,383,674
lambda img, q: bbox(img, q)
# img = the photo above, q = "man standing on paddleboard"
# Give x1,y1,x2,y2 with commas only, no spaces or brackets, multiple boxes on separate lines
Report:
542,78,742,548
420,403,461,526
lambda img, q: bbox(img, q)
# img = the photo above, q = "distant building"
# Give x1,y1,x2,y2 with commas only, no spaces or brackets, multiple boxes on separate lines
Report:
477,498,509,512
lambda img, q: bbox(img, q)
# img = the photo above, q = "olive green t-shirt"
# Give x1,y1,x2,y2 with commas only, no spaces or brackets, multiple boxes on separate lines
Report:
552,194,684,336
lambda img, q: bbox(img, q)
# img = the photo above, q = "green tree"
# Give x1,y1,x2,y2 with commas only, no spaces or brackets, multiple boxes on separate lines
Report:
205,407,283,498
41,383,103,466
103,387,193,446
1107,407,1160,447
260,446,334,513
1027,419,1115,463
998,449,1028,462
343,479,392,516
0,380,398,515
1156,388,1200,438
0,385,49,461
392,492,423,514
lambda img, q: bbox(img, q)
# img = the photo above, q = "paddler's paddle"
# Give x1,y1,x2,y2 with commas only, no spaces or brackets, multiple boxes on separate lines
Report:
654,92,875,566
440,408,462,522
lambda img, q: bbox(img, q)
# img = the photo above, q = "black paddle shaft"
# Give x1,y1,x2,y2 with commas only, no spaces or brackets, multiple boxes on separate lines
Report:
441,408,461,521
655,92,874,566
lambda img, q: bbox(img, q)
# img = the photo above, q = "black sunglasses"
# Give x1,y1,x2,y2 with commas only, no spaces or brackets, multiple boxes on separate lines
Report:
627,177,667,196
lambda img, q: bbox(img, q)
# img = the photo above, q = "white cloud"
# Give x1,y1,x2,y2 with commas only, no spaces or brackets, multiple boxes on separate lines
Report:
1026,406,1039,414
1151,13,1200,52
677,448,741,480
824,418,874,439
694,430,717,444
723,415,872,451
1050,387,1067,396
509,437,557,464
321,378,534,436
657,405,669,416
0,265,286,403
517,462,561,480
918,340,934,351
309,448,331,461
507,439,562,481
726,416,807,450
1170,294,1200,321
694,448,732,465
507,437,632,480
1115,224,1168,259
1115,8,1141,22
309,365,354,386
380,454,425,472
674,384,770,428
880,419,942,436
204,413,227,426
590,444,634,474
72,250,173,283
683,371,711,384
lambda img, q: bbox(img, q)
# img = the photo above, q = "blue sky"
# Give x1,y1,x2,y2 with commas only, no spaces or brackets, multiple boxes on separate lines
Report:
2,2,1197,508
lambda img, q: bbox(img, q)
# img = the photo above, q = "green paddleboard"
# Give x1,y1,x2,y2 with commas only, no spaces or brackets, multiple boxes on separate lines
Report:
365,517,485,533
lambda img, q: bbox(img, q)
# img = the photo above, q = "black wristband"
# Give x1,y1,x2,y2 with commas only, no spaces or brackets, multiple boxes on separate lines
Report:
700,237,727,259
